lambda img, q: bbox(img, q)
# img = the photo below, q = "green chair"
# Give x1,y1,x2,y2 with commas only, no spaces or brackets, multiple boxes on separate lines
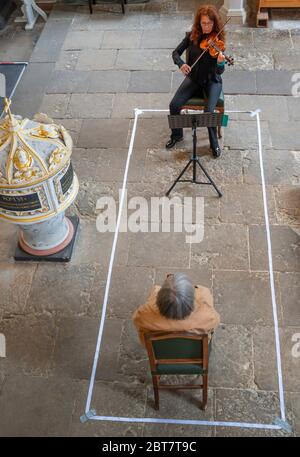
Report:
144,331,211,411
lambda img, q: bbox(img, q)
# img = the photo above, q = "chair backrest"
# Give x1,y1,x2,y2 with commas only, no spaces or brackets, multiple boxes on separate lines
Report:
144,331,209,375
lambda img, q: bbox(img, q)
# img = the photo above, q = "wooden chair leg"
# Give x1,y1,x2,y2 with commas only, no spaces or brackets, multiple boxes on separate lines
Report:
218,126,222,139
88,0,93,14
152,375,160,410
201,374,208,410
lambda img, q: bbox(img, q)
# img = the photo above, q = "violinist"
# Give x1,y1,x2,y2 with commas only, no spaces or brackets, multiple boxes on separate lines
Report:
166,5,226,158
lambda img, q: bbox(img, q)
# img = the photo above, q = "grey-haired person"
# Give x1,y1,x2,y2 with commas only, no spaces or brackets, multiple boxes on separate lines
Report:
133,272,220,346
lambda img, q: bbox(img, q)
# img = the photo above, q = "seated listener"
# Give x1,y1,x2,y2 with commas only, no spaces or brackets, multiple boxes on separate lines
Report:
133,272,220,346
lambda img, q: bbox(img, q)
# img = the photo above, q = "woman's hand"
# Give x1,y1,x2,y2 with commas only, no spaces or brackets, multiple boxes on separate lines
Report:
217,52,225,64
180,63,191,75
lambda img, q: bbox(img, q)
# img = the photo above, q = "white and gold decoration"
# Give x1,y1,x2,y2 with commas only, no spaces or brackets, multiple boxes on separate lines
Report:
0,98,79,256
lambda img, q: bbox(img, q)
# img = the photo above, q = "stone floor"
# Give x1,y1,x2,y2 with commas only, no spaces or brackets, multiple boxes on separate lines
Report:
0,0,299,437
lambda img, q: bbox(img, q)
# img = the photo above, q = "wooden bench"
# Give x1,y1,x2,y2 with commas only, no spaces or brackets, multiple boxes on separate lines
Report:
257,0,300,27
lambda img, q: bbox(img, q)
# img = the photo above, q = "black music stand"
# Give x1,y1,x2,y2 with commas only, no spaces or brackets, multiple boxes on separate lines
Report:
166,112,226,198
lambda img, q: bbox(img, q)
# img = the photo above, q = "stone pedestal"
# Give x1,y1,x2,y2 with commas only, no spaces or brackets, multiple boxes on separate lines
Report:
220,0,246,25
18,212,74,256
15,215,80,262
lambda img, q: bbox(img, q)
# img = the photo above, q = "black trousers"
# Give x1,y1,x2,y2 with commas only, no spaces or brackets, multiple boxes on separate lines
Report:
169,76,222,148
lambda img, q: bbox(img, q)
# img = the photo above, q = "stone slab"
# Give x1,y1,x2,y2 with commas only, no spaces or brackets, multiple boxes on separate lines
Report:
191,223,249,270
12,63,55,118
256,71,296,96
46,70,90,94
52,316,122,381
90,266,155,319
55,50,80,70
141,28,185,49
127,231,190,268
102,30,142,49
30,19,73,63
71,219,129,267
225,94,289,122
270,121,300,150
274,185,300,226
219,184,276,225
76,49,117,70
0,221,19,262
229,49,274,71
213,270,280,326
63,30,104,50
117,319,149,384
222,70,257,95
223,120,271,150
69,380,146,437
78,118,130,148
0,374,78,437
115,50,174,71
0,264,36,318
72,147,146,183
88,70,130,93
209,324,254,389
143,387,215,437
253,29,292,51
26,263,96,316
243,149,300,186
0,315,56,376
68,93,114,118
39,93,70,118
279,272,300,326
253,325,300,393
287,96,300,121
111,93,170,118
128,71,172,93
274,50,300,71
215,388,293,437
249,225,300,272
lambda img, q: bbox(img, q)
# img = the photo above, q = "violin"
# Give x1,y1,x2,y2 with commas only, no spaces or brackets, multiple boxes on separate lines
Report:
200,32,234,66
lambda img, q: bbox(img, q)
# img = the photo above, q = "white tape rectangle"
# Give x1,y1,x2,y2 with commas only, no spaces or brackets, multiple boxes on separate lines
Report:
83,108,289,432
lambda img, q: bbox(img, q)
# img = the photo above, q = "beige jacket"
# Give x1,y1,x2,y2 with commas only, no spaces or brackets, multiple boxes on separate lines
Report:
133,285,220,346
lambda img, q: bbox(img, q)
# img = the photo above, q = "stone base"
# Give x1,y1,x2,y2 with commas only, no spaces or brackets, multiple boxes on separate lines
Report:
219,5,246,26
14,216,80,262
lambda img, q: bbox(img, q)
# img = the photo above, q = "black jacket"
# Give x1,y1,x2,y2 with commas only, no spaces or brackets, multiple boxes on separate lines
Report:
172,33,225,85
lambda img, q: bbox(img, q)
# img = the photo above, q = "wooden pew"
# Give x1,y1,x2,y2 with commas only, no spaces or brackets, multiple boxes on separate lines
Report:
257,0,300,27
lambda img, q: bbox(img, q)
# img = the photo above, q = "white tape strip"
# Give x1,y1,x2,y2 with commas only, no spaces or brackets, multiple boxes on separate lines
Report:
84,108,288,432
254,110,286,422
85,108,140,415
88,415,281,430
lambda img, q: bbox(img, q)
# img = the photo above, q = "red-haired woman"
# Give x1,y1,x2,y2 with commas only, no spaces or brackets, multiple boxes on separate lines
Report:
166,5,226,158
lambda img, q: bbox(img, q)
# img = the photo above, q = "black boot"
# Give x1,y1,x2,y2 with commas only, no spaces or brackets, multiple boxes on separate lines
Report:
211,146,222,158
165,136,184,149
208,127,222,158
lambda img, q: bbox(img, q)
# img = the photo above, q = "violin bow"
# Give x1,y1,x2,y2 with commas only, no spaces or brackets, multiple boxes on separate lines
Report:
189,16,232,71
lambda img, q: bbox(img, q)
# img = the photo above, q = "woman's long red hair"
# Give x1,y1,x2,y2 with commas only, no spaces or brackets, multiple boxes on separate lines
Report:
190,5,225,44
